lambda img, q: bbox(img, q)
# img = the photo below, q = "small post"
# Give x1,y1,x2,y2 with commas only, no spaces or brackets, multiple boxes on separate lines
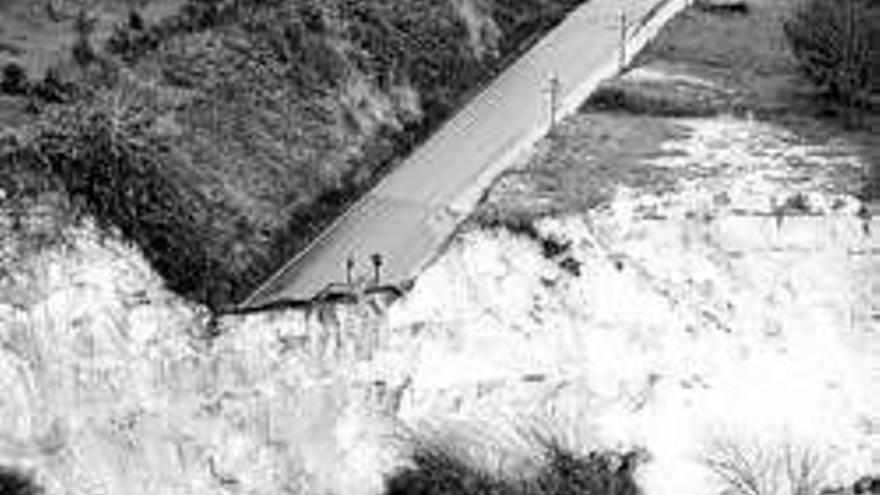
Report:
370,253,384,285
771,197,785,231
346,255,355,286
857,203,872,237
619,10,628,71
544,73,561,130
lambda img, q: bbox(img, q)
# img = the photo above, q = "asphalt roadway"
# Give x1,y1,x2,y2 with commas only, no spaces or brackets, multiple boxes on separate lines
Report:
242,0,689,308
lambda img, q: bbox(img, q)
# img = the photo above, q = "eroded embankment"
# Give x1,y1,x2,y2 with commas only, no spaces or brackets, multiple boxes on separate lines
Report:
1,1,879,494
0,114,877,495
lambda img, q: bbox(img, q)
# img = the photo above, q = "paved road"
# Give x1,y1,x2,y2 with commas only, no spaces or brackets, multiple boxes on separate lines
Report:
242,0,688,307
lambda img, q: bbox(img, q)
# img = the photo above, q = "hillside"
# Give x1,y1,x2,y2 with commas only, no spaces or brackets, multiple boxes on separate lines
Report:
0,1,186,76
0,0,583,308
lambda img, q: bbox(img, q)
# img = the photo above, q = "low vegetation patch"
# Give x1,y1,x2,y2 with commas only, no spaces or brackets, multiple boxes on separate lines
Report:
385,431,641,495
867,165,880,201
470,205,583,276
694,0,750,15
471,206,545,241
585,79,728,117
1,62,28,95
0,466,43,495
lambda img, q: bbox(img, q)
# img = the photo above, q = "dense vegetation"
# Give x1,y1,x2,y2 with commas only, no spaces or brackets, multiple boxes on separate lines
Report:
385,433,641,495
0,0,583,309
783,0,880,109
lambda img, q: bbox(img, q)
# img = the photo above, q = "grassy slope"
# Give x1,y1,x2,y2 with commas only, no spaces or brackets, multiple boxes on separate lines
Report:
0,0,583,309
634,0,880,199
0,0,186,72
0,0,184,126
473,0,880,230
615,0,880,193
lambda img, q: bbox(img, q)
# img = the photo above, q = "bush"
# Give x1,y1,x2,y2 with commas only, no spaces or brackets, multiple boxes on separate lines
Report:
702,436,830,495
783,0,880,107
529,437,639,495
585,84,721,117
385,431,641,495
471,206,543,240
866,164,880,201
1,63,28,95
31,68,73,104
0,466,43,495
128,9,145,31
694,0,750,15
386,436,514,495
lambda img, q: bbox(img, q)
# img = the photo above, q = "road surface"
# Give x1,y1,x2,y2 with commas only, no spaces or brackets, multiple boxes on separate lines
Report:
242,0,689,308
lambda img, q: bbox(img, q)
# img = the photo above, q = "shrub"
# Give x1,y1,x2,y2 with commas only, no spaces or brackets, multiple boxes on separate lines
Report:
852,476,880,495
31,68,72,104
0,466,43,495
385,436,513,495
128,9,145,31
866,163,880,201
702,436,830,495
541,237,570,259
585,84,721,117
783,0,880,107
694,0,750,15
471,206,543,240
385,431,641,495
529,436,640,495
1,63,28,95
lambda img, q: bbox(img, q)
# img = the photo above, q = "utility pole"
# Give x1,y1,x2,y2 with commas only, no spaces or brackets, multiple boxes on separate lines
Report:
346,255,355,286
844,0,860,127
544,73,561,130
619,10,628,71
858,203,872,237
370,253,384,285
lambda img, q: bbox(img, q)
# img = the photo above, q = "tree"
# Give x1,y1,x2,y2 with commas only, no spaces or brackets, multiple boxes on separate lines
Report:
0,466,42,495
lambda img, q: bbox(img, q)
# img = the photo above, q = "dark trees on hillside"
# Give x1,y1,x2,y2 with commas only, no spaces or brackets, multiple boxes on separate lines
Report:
784,0,880,107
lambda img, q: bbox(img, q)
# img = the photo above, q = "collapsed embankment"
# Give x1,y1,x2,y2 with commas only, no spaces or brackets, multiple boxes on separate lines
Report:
1,114,878,495
1,0,879,494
